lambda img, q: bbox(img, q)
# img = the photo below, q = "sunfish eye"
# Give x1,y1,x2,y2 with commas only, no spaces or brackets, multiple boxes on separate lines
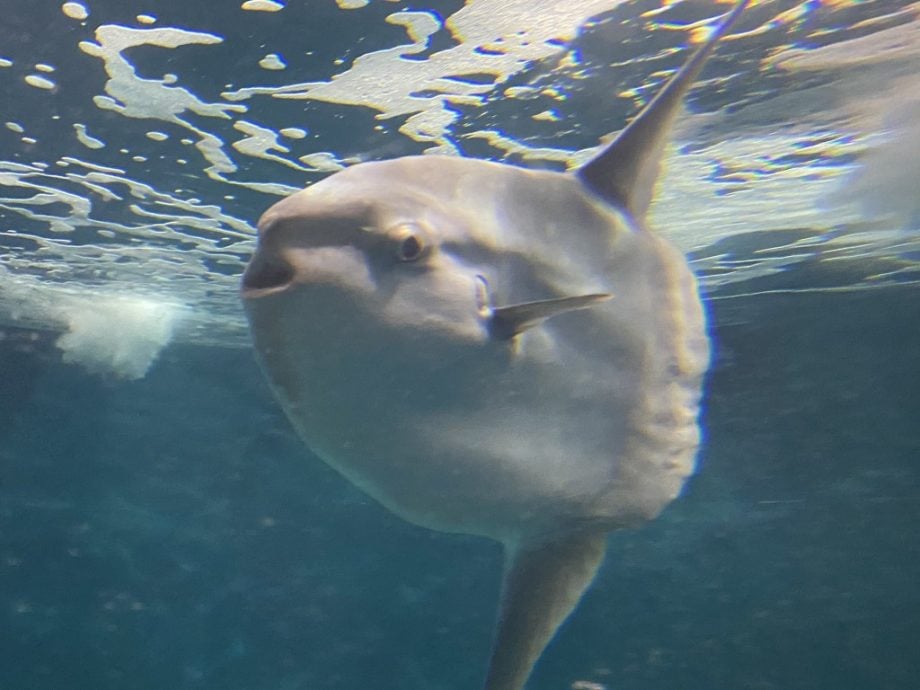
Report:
398,234,423,261
390,224,427,262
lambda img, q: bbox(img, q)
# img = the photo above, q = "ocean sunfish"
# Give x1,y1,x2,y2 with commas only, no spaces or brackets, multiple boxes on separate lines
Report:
241,3,747,689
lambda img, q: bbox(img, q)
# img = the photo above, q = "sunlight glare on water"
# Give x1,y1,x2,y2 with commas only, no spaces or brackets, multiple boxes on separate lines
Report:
0,0,917,363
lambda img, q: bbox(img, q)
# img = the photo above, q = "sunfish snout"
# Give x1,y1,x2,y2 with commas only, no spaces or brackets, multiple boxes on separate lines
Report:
241,197,376,298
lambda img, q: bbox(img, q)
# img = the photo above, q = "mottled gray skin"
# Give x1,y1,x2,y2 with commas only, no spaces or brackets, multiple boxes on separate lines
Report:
241,3,747,689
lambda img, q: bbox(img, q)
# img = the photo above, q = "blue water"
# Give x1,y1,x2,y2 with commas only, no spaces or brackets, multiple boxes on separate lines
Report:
2,0,920,688
2,287,918,689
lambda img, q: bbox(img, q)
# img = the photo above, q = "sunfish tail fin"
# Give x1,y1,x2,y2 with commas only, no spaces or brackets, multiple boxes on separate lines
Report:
483,532,608,690
576,0,749,219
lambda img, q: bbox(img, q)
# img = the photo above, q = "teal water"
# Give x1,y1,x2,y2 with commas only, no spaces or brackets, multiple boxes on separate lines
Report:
2,0,919,688
2,287,918,689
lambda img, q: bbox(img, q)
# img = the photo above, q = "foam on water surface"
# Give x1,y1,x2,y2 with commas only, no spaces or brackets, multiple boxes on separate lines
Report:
1,266,178,379
55,295,178,380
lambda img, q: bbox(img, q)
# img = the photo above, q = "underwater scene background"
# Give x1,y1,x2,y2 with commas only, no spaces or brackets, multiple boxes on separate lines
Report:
1,0,918,688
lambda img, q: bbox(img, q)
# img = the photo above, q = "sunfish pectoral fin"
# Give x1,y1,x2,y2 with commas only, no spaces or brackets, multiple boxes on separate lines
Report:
489,293,612,340
482,532,608,690
576,0,749,219
476,275,612,340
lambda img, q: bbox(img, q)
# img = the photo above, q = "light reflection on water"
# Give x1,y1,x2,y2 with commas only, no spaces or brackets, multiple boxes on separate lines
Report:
0,0,917,350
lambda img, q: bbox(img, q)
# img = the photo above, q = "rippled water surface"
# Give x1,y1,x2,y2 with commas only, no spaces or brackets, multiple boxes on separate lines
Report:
1,0,918,354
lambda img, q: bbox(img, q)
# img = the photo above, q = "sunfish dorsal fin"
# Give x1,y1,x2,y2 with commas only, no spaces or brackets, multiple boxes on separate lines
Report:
476,275,612,341
483,532,608,690
577,0,749,219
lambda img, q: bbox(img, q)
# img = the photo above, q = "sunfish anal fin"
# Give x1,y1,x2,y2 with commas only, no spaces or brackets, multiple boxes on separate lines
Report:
483,532,608,690
476,275,612,341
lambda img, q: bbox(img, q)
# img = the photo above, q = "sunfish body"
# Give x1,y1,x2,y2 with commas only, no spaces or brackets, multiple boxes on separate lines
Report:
241,4,747,689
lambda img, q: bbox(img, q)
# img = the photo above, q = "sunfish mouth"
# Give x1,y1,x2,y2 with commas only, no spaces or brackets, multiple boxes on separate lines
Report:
240,251,295,299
